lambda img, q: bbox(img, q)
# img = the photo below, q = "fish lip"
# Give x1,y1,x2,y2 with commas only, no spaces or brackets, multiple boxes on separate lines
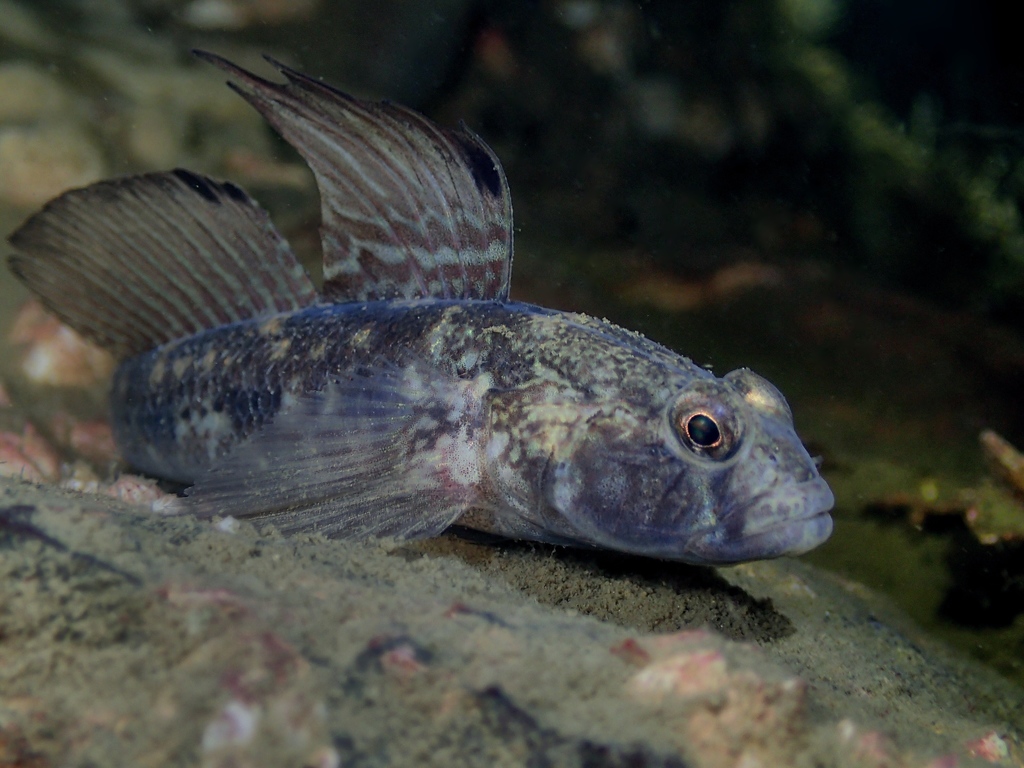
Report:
683,477,835,564
723,476,834,533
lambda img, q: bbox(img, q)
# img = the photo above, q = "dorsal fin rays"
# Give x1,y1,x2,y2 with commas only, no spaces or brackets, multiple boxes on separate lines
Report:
8,170,318,359
196,50,514,303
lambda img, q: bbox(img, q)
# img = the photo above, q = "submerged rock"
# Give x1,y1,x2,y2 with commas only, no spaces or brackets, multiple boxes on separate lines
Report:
0,476,1019,766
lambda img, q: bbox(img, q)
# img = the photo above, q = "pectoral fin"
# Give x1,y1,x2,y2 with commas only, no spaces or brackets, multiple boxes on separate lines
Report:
176,362,487,541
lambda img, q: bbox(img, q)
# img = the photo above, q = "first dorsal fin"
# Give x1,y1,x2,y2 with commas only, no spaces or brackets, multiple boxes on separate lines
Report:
195,50,514,303
8,170,318,359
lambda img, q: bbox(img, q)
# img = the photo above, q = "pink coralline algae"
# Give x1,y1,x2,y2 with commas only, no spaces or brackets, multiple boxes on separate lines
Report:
49,413,117,466
154,583,337,768
8,299,113,387
965,730,1011,763
620,630,807,768
0,423,61,482
627,649,730,701
378,641,430,683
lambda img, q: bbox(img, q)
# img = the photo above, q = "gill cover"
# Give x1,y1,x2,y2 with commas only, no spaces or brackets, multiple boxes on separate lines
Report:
544,370,833,564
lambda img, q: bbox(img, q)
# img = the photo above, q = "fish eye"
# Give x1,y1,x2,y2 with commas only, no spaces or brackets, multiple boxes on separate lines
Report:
685,413,721,448
671,385,742,461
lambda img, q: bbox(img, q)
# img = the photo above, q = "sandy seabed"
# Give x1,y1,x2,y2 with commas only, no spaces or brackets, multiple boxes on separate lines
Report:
0,474,1021,768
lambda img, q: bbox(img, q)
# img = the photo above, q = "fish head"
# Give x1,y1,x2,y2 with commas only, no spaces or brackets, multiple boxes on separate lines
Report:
542,367,833,564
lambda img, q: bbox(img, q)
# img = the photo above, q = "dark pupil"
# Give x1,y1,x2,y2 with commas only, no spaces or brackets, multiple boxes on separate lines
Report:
686,414,721,447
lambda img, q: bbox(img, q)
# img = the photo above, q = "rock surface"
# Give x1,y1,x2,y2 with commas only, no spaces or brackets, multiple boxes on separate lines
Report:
0,475,1020,767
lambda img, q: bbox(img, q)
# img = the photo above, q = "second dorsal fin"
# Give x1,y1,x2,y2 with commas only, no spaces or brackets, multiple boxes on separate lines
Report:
8,170,318,359
196,50,514,303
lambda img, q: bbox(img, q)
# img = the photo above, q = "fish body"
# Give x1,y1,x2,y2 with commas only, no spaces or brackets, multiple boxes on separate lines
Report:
8,53,833,564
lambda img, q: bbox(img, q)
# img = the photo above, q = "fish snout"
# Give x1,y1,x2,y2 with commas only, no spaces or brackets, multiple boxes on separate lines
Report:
688,475,834,564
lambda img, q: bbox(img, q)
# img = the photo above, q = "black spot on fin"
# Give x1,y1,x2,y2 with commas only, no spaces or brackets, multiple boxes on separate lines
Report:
175,360,485,541
453,126,503,198
195,49,514,303
172,168,219,203
8,170,318,359
221,181,250,203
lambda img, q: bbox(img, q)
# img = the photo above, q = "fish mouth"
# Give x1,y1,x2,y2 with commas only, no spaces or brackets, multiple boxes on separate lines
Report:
683,477,835,565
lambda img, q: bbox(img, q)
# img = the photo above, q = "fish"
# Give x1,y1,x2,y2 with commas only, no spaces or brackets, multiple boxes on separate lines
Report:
6,51,834,564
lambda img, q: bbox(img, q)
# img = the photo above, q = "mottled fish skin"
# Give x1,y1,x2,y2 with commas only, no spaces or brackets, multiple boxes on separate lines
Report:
7,52,834,564
113,300,679,479
112,298,832,563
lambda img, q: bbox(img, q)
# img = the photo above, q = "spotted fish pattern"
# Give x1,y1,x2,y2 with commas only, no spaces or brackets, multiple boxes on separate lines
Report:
7,52,833,564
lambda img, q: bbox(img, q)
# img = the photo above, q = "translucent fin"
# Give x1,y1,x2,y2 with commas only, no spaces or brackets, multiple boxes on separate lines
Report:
177,361,487,540
196,50,514,303
8,170,318,359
